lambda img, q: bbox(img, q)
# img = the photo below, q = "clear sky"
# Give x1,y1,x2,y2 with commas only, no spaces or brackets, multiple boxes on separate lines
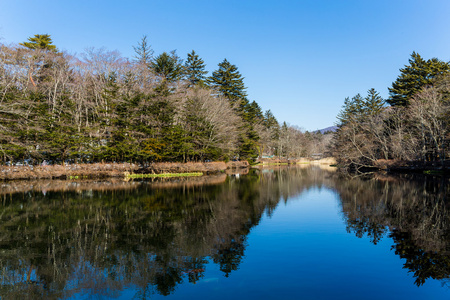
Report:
1,0,450,131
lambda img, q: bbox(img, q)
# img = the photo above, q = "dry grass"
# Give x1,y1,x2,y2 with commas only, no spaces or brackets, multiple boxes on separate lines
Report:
256,157,337,166
310,157,337,165
225,161,249,168
139,162,228,174
0,162,139,180
0,174,229,195
0,161,253,181
256,158,297,165
127,172,203,178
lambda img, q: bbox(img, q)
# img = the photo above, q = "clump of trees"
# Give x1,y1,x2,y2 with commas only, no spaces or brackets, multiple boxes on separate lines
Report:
333,52,450,171
0,34,323,165
0,34,335,165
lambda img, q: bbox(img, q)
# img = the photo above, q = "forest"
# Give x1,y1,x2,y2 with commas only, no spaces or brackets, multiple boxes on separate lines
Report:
2,34,448,171
333,52,450,172
0,34,329,165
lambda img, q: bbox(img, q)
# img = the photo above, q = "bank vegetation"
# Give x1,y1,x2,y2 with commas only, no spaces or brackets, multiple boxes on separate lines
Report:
0,34,331,168
333,52,450,173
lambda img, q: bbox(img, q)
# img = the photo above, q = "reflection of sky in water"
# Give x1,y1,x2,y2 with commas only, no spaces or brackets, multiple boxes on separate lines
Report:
119,187,449,300
3,168,447,299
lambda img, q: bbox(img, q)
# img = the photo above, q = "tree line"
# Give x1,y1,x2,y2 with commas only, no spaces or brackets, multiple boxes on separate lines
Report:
0,34,327,165
334,52,450,171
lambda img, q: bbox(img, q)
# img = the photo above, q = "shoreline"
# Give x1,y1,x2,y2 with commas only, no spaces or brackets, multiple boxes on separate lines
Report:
373,159,450,175
0,161,250,181
0,174,229,195
2,158,446,181
0,158,339,181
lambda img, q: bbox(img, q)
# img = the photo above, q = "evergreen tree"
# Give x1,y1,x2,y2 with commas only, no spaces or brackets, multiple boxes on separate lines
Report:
263,110,279,129
364,88,385,115
184,50,208,87
243,100,263,124
208,59,247,103
150,51,183,82
133,35,153,65
20,34,57,52
337,89,384,126
388,52,450,106
208,59,261,162
337,94,365,126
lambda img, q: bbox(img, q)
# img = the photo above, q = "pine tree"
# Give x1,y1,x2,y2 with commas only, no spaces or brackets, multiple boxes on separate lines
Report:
208,59,247,103
337,89,385,126
20,34,57,52
150,51,183,82
208,59,261,162
263,110,279,129
243,100,263,124
184,50,208,87
388,52,450,106
133,35,153,65
364,88,385,115
337,94,365,126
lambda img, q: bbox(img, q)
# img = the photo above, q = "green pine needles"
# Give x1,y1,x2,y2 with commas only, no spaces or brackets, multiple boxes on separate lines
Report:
20,34,58,52
184,50,208,87
208,59,248,103
388,52,450,106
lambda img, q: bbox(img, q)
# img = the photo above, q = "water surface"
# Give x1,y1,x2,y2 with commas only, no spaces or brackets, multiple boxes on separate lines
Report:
0,166,449,299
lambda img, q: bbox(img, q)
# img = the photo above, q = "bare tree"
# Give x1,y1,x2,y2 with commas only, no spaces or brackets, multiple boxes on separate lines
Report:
409,86,449,165
178,88,241,160
133,35,153,65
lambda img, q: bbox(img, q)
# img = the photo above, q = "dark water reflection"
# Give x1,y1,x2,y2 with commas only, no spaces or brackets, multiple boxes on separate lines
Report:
0,166,449,299
337,172,450,287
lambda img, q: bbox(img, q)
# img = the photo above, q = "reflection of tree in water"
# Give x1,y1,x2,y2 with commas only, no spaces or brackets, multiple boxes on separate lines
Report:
390,230,450,287
345,216,387,245
2,167,447,297
336,173,450,286
0,167,322,298
212,230,248,278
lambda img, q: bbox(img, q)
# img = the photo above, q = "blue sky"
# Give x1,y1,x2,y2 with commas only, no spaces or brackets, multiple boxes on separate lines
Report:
1,0,450,131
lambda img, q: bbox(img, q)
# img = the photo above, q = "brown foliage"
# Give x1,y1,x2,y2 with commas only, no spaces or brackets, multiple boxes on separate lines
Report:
0,174,228,195
0,163,138,180
138,161,227,174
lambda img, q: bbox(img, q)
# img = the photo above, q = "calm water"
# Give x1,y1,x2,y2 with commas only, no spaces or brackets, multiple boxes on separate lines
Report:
0,166,449,299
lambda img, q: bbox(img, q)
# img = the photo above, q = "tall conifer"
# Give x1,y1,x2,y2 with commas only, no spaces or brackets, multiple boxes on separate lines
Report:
20,34,57,52
388,52,450,106
150,51,183,83
208,59,247,103
133,35,153,65
184,50,208,87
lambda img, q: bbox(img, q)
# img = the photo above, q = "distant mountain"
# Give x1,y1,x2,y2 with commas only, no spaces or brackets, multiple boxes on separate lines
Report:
315,126,338,134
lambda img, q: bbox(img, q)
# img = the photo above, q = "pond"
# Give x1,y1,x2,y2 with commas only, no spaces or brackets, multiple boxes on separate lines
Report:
0,166,449,299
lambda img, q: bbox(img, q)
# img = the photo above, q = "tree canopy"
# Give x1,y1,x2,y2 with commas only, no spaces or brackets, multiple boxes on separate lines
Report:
133,35,153,65
184,50,208,87
388,52,450,106
20,34,57,52
337,89,384,126
208,59,247,103
150,51,183,83
0,34,331,165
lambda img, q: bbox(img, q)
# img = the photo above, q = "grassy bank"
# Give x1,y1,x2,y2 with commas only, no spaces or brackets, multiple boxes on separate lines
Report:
0,161,250,180
126,172,203,178
254,157,337,166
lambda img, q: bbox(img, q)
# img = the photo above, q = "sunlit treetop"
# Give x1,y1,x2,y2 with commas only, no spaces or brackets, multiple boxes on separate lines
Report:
20,34,58,52
388,52,450,106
